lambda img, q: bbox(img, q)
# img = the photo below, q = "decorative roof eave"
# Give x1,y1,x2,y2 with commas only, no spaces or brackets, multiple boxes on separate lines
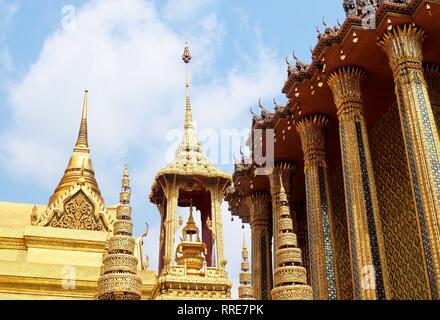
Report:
282,16,362,95
376,0,425,21
249,103,294,132
149,170,232,204
282,0,426,96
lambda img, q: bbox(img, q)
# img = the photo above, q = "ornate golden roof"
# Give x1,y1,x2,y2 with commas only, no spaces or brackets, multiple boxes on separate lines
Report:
36,91,113,232
48,90,102,205
150,43,231,202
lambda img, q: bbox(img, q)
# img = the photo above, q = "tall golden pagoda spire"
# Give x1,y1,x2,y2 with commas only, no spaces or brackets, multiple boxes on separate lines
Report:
74,90,89,151
48,90,101,205
238,234,254,300
149,43,231,183
97,163,142,300
36,91,113,232
183,42,193,130
271,177,313,300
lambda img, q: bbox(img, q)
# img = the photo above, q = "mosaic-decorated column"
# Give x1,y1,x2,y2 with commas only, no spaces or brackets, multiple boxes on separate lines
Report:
269,163,313,300
328,67,390,300
381,25,440,298
424,65,440,136
296,115,337,300
245,192,273,300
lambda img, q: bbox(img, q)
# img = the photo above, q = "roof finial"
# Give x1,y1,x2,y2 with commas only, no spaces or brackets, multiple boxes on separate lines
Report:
182,42,193,130
74,90,89,151
122,161,130,191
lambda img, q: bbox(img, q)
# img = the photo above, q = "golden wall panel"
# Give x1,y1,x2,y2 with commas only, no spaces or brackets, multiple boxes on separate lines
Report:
329,167,353,300
369,103,430,299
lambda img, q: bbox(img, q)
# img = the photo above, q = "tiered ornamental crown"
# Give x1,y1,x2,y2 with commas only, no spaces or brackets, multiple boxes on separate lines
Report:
238,235,254,300
97,164,142,300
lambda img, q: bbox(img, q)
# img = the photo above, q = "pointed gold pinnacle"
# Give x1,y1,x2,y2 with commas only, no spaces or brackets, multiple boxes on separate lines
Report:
74,90,89,151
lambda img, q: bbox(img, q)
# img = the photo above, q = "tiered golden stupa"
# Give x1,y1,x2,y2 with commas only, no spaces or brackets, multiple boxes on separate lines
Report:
175,202,207,272
149,43,232,300
97,164,142,300
271,178,312,300
237,235,254,300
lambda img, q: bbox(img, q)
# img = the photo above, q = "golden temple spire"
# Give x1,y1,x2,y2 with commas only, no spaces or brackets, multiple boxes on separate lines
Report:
97,163,142,300
122,161,130,193
182,42,193,130
182,200,199,242
74,90,89,152
238,234,254,300
48,91,102,206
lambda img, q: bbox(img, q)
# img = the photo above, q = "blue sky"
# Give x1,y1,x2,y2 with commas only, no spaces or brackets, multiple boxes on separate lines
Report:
0,0,344,297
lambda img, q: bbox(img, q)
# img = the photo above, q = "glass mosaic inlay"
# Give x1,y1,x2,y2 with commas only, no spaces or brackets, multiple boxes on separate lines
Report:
305,171,318,298
261,235,269,299
355,121,386,300
318,166,337,300
398,82,438,299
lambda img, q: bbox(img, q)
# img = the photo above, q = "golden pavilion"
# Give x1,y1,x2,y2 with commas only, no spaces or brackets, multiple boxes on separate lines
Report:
0,0,440,300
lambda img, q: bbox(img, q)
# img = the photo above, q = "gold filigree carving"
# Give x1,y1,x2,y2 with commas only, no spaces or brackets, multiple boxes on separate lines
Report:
38,184,112,231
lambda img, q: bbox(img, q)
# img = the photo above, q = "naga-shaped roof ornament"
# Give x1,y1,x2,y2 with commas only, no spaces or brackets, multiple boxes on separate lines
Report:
258,98,273,120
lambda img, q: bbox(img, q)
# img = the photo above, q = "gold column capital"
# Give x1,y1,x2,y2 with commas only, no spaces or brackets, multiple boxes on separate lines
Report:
379,24,426,75
327,67,365,119
245,192,271,228
268,162,295,197
296,114,330,169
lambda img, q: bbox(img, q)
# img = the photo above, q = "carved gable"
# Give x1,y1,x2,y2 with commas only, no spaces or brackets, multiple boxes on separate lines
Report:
36,184,113,232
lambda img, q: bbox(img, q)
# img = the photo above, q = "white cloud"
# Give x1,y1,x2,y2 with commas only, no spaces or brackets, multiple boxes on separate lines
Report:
0,0,283,297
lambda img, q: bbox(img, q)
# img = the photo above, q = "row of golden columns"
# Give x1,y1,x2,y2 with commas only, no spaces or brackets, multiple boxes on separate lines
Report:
244,24,440,300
